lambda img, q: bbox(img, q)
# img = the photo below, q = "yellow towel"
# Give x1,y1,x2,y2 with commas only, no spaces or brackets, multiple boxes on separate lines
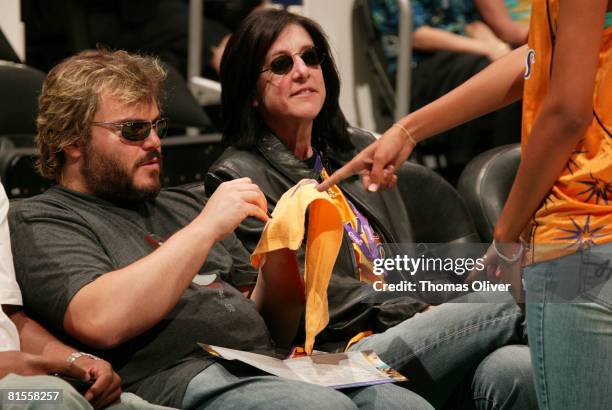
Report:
251,179,344,354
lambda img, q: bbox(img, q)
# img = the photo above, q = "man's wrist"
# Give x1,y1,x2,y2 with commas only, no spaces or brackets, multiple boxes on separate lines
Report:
67,352,100,364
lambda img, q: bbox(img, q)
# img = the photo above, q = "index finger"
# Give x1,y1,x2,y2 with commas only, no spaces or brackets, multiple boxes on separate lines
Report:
316,162,357,191
240,191,269,217
317,143,377,191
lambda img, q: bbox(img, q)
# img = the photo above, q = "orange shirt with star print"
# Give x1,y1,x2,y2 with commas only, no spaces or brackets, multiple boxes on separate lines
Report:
523,0,612,263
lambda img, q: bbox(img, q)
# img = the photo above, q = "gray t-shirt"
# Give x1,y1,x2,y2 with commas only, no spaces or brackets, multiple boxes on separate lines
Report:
9,185,276,407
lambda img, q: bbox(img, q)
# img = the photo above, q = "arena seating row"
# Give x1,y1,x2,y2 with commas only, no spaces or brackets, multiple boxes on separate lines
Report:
0,55,520,243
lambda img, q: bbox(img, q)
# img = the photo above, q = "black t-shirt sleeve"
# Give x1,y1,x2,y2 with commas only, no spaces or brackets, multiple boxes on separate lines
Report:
9,203,113,332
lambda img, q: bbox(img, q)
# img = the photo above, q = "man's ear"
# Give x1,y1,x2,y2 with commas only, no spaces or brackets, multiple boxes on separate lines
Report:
63,141,84,161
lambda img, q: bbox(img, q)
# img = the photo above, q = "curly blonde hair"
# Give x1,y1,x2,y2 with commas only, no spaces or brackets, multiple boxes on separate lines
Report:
36,49,167,180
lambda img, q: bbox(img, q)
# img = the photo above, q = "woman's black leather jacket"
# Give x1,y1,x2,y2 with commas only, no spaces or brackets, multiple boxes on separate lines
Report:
206,127,428,351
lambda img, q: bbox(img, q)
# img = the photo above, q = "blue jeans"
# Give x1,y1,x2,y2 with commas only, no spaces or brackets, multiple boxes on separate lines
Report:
524,243,612,410
349,300,536,409
181,361,433,409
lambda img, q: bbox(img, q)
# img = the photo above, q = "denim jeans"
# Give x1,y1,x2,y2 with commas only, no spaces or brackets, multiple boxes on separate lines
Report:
0,374,172,410
349,300,537,409
181,361,433,410
524,243,612,410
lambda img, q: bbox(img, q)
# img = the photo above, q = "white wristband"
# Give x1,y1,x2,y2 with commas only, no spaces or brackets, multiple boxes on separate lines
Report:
492,239,524,264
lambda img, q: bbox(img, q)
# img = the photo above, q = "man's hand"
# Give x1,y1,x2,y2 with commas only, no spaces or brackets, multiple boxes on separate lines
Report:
0,351,87,379
199,178,269,241
73,356,121,409
317,126,411,192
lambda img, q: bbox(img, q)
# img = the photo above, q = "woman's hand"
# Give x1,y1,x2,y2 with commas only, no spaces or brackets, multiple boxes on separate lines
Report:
468,241,525,309
464,21,512,61
317,125,412,192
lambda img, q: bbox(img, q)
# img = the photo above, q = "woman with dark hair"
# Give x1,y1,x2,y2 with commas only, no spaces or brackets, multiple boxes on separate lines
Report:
220,9,352,156
207,9,536,409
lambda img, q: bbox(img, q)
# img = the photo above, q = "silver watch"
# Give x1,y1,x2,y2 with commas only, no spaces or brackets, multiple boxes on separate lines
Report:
66,351,100,364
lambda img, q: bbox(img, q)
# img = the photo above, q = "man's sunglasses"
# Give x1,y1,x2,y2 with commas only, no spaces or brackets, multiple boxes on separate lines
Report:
91,118,168,141
260,47,326,75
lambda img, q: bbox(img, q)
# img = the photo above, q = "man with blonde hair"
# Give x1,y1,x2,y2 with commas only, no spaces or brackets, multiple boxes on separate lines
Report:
35,49,168,200
8,49,420,409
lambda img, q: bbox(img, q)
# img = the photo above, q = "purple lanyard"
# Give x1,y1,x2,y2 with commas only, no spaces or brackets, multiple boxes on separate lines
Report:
313,153,381,263
344,202,381,262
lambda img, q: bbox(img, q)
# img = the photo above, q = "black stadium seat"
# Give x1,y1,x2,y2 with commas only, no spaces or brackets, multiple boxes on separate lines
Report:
0,63,48,197
396,162,480,244
0,141,48,198
0,63,45,136
350,129,480,245
457,144,520,243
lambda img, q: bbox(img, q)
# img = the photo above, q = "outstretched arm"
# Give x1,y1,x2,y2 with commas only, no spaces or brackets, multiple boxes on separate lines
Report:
318,44,526,191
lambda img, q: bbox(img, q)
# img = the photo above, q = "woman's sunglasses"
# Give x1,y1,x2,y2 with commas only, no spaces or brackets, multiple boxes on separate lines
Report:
260,47,326,75
91,118,168,141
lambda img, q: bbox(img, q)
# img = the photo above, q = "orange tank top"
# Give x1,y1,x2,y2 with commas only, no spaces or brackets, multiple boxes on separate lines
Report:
523,0,612,263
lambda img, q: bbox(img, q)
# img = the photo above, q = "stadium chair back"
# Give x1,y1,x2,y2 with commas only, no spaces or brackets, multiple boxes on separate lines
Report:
350,129,480,244
457,144,521,242
0,63,45,136
0,63,47,198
